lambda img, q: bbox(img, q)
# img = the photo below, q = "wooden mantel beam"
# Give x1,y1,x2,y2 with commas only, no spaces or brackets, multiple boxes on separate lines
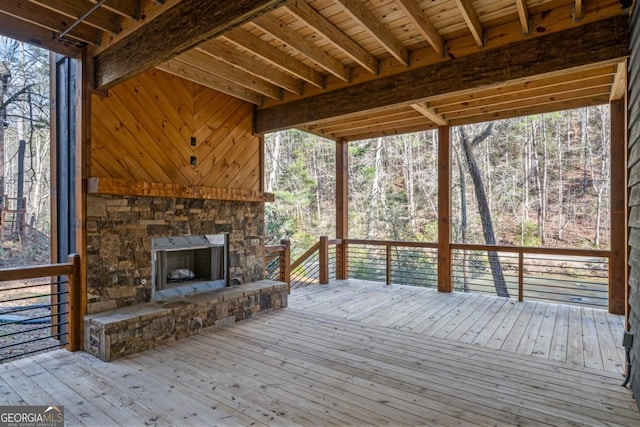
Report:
94,0,286,90
255,15,629,134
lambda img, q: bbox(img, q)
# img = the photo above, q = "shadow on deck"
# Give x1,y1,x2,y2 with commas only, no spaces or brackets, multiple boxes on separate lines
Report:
0,279,637,426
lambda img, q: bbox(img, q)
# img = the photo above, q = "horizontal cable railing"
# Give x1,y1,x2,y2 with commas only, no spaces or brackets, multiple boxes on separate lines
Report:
451,244,610,308
287,237,341,289
265,239,291,292
347,239,438,287
0,254,81,363
277,236,611,309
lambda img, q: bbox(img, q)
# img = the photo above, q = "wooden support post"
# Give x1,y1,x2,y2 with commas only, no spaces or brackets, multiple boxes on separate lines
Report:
438,126,452,292
76,53,91,343
518,252,524,302
386,244,392,285
336,139,349,280
319,235,329,284
609,97,627,315
280,238,291,293
66,253,82,352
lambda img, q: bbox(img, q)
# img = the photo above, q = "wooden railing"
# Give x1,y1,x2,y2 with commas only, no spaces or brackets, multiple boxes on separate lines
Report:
277,236,612,309
0,195,27,242
266,237,342,289
265,239,291,292
347,239,438,286
0,254,81,362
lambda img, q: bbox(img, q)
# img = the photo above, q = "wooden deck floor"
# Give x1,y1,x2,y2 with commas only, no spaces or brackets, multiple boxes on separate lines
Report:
292,279,627,374
1,280,638,426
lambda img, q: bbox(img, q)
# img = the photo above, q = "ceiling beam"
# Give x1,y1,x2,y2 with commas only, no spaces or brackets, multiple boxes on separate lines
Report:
411,103,448,126
334,0,409,66
395,0,444,56
284,0,378,74
252,14,351,82
255,15,629,133
222,28,325,88
157,60,263,105
454,0,484,47
0,13,82,56
198,39,303,94
515,0,529,35
94,0,286,90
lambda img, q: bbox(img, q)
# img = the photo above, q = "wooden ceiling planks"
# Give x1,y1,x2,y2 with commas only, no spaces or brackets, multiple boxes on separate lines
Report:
0,0,628,141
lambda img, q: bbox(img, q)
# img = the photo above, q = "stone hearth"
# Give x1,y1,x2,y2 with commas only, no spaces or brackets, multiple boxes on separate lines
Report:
84,280,287,361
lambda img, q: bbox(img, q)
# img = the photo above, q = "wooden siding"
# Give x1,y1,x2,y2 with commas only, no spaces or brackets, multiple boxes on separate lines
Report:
90,69,261,193
628,7,640,410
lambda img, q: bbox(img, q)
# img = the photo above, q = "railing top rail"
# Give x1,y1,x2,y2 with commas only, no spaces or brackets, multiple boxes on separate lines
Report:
265,244,287,253
0,262,74,282
346,239,438,249
450,243,610,258
291,241,321,270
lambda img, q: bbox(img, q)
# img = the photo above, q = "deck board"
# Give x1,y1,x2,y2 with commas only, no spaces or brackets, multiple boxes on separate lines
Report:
0,279,636,426
295,280,625,373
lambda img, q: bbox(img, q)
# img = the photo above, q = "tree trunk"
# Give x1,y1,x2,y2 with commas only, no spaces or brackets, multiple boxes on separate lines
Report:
530,120,545,244
458,125,510,297
403,135,417,234
266,131,281,193
455,147,471,293
556,119,564,240
0,63,9,210
367,138,385,239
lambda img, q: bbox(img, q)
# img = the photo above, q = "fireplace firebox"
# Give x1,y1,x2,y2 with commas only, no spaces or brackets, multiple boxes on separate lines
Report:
152,234,229,300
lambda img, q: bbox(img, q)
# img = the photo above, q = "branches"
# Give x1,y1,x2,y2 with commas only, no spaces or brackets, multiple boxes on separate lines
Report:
459,122,494,148
0,84,31,111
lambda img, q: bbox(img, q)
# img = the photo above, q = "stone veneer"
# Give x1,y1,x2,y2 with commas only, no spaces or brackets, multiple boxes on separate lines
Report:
86,194,264,313
84,280,287,361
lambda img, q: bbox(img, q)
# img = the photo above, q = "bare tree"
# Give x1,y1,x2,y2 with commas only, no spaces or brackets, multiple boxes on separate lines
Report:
454,145,471,293
458,124,510,297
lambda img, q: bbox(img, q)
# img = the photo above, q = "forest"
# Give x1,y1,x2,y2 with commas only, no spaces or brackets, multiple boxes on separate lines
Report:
264,106,612,259
0,38,50,266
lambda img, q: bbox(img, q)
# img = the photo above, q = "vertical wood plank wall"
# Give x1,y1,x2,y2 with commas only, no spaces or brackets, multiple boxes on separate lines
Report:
627,8,640,409
90,69,260,192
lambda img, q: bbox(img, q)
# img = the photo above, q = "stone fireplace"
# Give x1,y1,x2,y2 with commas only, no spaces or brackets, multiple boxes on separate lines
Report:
85,194,265,314
84,193,288,361
152,234,229,300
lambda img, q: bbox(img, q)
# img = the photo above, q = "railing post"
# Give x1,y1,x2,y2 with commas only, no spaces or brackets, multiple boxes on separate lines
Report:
518,252,524,302
280,238,291,293
67,253,82,352
386,244,392,285
319,236,329,284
